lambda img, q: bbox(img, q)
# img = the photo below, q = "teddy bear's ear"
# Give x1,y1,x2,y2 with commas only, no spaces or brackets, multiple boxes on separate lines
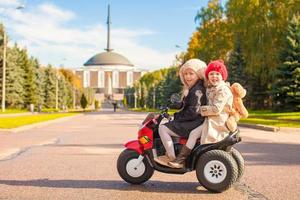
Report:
231,83,247,98
241,88,247,98
237,84,247,98
231,82,239,92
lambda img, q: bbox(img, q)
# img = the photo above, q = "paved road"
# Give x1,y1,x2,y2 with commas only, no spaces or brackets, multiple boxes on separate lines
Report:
0,110,299,200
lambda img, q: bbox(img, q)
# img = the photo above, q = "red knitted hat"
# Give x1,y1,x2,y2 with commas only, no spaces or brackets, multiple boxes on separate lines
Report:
205,60,228,80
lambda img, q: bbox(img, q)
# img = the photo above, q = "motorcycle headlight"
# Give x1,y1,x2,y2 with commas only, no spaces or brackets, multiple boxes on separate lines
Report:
139,136,150,144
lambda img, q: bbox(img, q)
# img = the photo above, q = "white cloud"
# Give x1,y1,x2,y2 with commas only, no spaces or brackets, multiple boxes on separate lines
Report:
0,0,20,7
38,3,75,22
2,2,176,70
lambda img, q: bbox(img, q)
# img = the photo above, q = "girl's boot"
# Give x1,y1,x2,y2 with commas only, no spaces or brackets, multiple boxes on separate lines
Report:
168,145,191,168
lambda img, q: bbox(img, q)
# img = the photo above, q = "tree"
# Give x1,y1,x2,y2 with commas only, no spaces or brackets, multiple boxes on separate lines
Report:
185,31,201,60
59,68,82,91
192,0,233,62
143,67,182,108
59,68,82,108
273,14,300,111
83,87,95,106
124,87,135,108
225,0,300,108
44,65,56,108
158,67,182,107
0,23,79,110
58,75,69,109
35,65,46,107
5,45,25,108
226,37,247,86
23,55,38,107
80,93,88,110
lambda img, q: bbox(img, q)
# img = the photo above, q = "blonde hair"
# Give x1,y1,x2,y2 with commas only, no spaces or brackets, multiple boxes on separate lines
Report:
179,59,207,96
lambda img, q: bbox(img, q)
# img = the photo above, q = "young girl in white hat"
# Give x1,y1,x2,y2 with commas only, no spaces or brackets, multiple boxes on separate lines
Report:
154,59,207,167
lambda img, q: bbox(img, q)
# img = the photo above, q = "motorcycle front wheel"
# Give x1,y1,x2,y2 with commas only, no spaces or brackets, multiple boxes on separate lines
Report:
117,149,154,184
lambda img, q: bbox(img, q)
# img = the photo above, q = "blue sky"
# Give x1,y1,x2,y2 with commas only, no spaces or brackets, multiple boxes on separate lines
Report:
0,0,226,70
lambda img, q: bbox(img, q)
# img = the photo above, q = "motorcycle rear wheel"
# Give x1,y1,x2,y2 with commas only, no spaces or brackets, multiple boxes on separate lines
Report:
196,150,238,193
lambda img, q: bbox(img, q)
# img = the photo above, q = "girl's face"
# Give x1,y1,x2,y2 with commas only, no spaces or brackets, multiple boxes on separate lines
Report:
208,71,222,86
183,68,199,88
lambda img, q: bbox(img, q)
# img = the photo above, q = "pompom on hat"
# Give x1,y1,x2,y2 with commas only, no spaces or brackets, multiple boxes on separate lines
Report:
179,58,207,87
205,59,228,81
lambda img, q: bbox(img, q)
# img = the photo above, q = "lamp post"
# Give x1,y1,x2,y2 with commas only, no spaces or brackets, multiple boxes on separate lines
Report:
174,44,185,67
1,5,25,112
56,58,67,110
1,30,7,112
55,68,59,110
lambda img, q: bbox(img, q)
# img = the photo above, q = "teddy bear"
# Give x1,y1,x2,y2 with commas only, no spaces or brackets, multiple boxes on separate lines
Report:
226,83,249,132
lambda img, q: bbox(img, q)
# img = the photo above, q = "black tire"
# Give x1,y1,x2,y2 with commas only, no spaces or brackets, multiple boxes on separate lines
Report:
230,147,245,182
117,149,154,184
196,150,238,193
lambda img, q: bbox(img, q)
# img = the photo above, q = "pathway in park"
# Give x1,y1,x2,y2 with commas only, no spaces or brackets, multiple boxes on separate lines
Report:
0,109,299,200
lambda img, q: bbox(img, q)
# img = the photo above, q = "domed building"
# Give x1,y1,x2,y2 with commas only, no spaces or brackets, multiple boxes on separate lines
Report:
75,5,147,101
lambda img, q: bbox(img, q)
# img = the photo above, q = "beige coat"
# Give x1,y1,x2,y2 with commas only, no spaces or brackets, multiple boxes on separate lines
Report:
200,81,233,144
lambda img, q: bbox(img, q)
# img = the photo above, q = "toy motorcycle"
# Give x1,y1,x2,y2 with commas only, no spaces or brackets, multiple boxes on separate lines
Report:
117,95,244,193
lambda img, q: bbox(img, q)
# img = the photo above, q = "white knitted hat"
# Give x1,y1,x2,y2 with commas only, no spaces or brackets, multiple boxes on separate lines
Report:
179,59,207,96
179,58,207,87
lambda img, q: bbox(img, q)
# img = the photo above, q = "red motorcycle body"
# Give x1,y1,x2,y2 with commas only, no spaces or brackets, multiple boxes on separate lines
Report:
125,119,156,154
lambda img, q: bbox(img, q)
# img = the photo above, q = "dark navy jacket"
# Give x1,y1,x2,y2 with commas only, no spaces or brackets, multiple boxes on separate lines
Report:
165,80,206,138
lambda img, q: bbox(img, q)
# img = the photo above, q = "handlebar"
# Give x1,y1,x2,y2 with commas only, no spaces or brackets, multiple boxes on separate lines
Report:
155,105,172,125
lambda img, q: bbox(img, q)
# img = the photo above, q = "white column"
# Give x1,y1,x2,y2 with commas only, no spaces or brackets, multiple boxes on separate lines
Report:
107,73,112,96
83,70,90,88
127,71,133,86
112,70,119,88
98,70,105,88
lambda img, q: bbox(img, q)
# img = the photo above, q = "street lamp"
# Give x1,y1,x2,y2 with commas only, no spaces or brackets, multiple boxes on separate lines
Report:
1,28,7,112
55,68,59,110
56,59,66,110
174,44,186,67
16,5,26,10
1,5,25,112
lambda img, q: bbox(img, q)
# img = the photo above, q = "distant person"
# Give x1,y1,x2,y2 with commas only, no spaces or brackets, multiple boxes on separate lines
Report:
112,100,117,112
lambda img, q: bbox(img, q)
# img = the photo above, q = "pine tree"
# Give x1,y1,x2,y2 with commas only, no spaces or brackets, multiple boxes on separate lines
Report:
35,64,46,107
58,75,72,109
145,86,154,108
59,68,81,108
80,93,88,110
23,54,38,107
273,14,300,111
5,45,25,108
154,80,165,108
44,65,56,108
226,37,247,85
161,67,182,103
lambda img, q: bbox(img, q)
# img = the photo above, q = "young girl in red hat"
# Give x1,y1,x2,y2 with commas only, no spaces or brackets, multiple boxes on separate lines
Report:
169,59,233,168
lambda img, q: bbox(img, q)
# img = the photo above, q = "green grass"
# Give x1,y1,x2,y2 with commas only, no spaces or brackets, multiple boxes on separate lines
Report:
239,118,300,128
242,110,300,128
130,108,300,128
0,113,79,129
0,109,28,114
247,110,300,117
41,108,59,113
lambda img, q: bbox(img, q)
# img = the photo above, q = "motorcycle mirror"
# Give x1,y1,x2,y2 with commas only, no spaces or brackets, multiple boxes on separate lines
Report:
170,93,181,104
